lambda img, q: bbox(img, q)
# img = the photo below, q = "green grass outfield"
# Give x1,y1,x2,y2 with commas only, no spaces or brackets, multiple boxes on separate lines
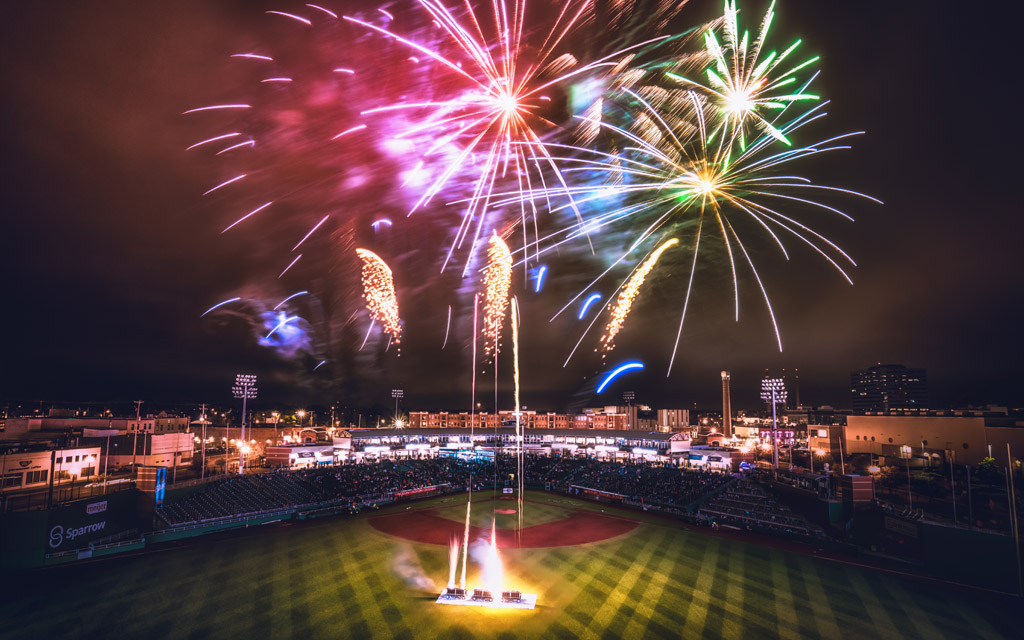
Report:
1,491,1018,639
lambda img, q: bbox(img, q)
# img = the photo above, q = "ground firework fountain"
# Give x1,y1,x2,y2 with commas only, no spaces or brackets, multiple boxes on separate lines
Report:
435,293,536,610
436,521,537,610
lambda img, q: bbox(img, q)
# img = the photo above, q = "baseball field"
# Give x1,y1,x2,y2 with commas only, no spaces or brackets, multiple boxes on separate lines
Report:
1,491,1018,639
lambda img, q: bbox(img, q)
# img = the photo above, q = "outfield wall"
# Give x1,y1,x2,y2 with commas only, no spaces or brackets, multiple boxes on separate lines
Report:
2,490,143,571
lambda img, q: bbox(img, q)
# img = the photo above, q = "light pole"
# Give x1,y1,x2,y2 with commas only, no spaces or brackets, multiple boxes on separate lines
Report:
760,378,787,478
232,375,257,475
131,400,144,469
392,389,404,427
198,404,209,480
868,464,881,501
901,445,913,510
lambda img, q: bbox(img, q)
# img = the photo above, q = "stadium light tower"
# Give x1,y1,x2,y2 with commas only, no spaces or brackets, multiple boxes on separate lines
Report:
232,374,257,475
760,377,787,477
392,389,404,427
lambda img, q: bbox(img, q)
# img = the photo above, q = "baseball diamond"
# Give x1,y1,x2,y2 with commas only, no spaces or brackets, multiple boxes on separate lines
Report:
0,491,1018,639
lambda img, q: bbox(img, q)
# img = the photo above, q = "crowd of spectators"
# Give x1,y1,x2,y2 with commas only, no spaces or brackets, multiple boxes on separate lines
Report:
292,458,485,501
697,478,827,539
527,458,734,509
157,456,822,545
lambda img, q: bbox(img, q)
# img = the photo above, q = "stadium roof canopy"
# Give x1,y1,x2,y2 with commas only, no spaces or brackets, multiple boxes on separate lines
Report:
342,427,683,442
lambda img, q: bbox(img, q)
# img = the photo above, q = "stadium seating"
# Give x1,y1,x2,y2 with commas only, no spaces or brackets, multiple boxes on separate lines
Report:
697,478,827,539
156,455,827,548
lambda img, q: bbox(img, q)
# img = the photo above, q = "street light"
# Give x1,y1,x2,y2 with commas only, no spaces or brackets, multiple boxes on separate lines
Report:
901,444,913,509
760,378,788,477
868,465,881,500
232,374,257,475
196,404,211,480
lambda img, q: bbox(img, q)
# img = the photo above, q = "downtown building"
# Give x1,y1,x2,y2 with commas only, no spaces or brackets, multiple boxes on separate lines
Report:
850,364,928,412
407,407,674,431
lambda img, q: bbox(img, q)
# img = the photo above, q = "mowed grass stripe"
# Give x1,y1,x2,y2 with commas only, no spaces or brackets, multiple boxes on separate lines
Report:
897,580,997,639
353,529,412,639
818,562,878,636
620,531,683,638
554,527,648,637
611,528,676,638
288,547,315,638
857,566,924,639
724,532,757,638
181,541,247,639
948,598,1014,640
781,552,825,640
769,550,802,640
681,535,722,639
245,536,277,637
305,537,357,636
800,557,843,639
581,526,668,638
880,582,945,639
5,491,1022,640
845,568,901,639
699,536,735,638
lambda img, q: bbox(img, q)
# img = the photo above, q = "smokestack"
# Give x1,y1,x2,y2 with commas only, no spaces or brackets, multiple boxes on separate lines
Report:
721,371,732,438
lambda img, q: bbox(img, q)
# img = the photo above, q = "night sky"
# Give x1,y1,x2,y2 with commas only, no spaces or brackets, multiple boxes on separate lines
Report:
2,0,1020,413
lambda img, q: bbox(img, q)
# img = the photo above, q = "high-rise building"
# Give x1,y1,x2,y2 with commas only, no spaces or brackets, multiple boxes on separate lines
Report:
721,371,732,437
850,364,928,412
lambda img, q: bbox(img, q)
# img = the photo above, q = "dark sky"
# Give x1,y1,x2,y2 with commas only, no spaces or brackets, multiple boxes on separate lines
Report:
2,0,1020,414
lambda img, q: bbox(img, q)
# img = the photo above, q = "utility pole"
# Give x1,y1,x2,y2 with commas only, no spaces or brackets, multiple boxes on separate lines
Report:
103,418,111,495
904,446,913,510
199,403,208,480
967,464,973,528
949,450,957,526
131,400,144,469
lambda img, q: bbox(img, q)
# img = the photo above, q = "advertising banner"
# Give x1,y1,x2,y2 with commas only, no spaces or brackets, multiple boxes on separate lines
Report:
46,491,138,553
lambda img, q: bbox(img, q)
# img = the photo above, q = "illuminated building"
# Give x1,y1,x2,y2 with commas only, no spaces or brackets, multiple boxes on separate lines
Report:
0,444,102,491
407,408,655,431
657,409,691,433
850,364,928,412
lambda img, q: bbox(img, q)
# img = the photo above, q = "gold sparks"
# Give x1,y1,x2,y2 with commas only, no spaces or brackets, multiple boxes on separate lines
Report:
600,238,679,354
355,248,402,347
482,234,512,359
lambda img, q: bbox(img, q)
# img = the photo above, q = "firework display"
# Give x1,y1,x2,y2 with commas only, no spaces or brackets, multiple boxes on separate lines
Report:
599,238,678,355
344,0,664,273
194,0,874,378
355,248,402,347
481,234,513,359
666,0,820,150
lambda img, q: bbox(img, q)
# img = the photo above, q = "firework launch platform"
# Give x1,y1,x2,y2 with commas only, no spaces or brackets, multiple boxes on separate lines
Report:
435,588,537,610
